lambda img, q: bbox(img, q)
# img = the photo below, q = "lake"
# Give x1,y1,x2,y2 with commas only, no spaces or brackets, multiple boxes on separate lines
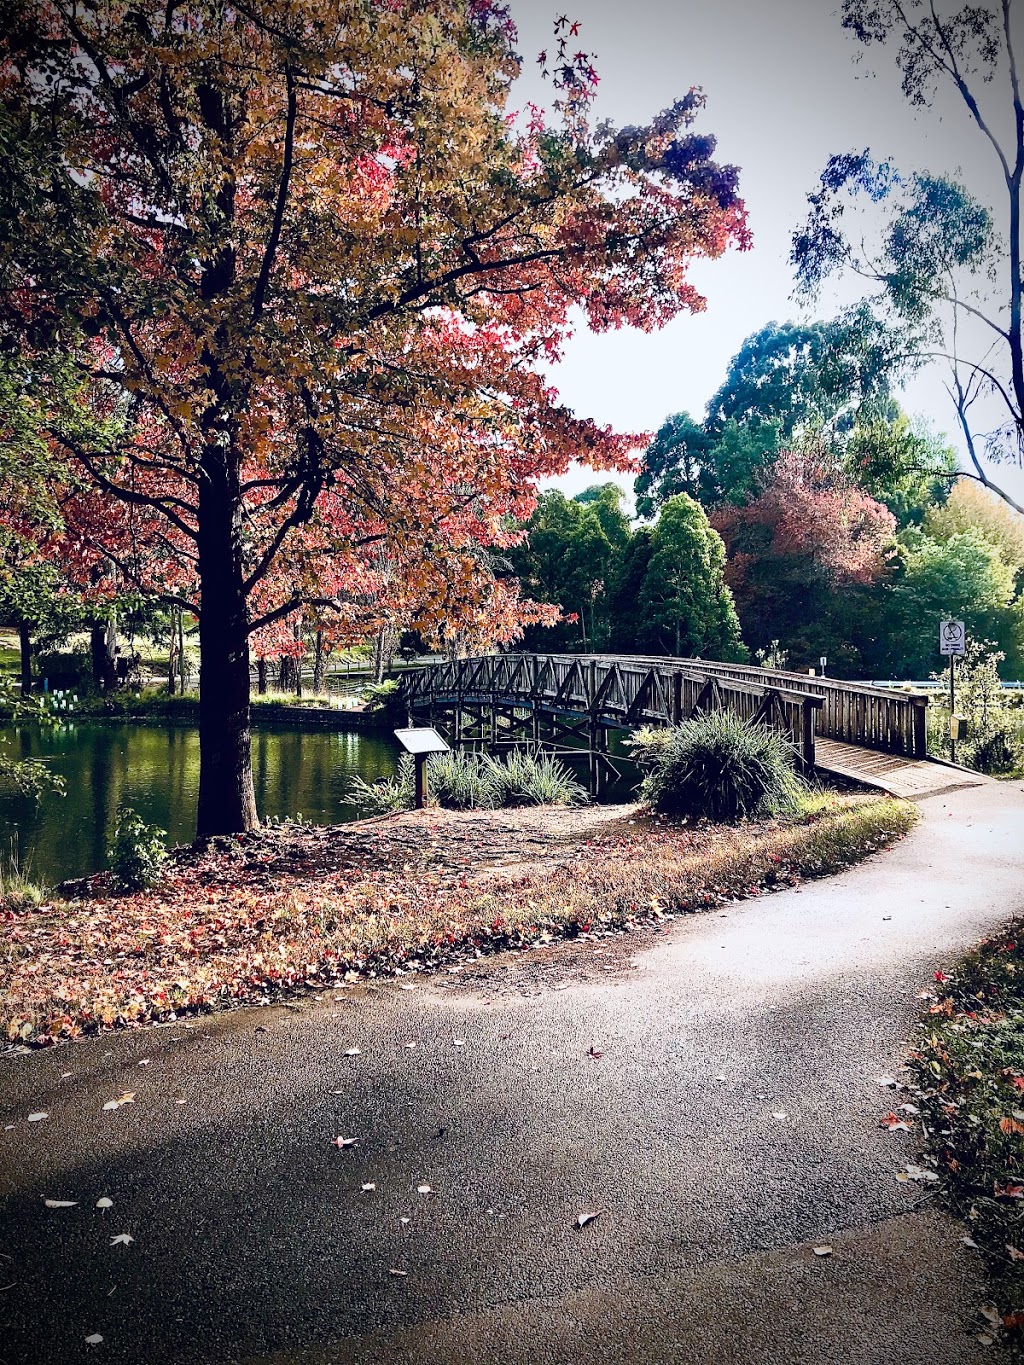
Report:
0,719,401,887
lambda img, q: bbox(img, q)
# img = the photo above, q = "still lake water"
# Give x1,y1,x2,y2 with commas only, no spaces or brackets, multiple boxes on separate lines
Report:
0,720,401,886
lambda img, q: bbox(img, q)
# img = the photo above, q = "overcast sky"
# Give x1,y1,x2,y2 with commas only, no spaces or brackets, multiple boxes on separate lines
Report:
508,0,1024,511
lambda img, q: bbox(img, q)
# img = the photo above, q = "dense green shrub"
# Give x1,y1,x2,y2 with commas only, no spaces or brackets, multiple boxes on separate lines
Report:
107,805,168,890
360,678,404,720
638,711,804,821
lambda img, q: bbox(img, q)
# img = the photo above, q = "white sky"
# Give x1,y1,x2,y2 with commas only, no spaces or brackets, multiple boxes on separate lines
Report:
509,0,1024,511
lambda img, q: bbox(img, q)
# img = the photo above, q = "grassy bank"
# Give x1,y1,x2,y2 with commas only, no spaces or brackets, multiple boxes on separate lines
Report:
0,792,916,1047
909,926,1024,1352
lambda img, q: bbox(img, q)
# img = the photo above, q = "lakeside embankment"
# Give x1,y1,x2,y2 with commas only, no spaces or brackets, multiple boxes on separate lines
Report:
1,792,916,1047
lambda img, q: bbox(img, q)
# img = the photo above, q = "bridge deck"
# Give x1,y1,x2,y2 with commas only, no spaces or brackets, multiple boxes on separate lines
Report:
815,738,988,798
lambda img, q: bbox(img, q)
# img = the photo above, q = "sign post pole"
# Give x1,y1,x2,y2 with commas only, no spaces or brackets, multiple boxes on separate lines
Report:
939,620,966,763
949,652,956,763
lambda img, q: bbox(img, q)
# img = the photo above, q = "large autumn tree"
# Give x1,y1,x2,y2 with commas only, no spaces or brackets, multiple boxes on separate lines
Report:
0,0,748,833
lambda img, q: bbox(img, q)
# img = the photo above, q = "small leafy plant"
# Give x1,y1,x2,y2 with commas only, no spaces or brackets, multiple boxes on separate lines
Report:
638,711,804,822
107,805,168,890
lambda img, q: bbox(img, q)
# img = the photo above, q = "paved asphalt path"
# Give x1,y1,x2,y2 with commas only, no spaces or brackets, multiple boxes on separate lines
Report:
3,779,1024,1365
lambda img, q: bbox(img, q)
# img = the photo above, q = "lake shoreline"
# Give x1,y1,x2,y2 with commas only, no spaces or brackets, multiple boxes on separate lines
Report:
63,697,396,732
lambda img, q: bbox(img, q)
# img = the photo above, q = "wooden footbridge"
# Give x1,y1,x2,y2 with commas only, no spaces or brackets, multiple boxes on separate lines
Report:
399,653,974,797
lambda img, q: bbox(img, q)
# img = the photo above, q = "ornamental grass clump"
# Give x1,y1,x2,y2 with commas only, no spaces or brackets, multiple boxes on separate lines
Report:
639,712,805,822
347,749,589,813
345,755,415,816
489,750,589,807
427,751,497,810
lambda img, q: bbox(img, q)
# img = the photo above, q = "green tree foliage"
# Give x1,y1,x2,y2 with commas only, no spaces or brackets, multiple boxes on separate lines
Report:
511,486,744,660
0,563,83,692
844,415,957,528
635,311,902,516
635,495,745,658
888,528,1024,677
509,489,621,651
924,480,1024,579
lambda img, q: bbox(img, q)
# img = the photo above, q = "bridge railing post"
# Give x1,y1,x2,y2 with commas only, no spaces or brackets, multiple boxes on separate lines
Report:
801,698,816,773
912,696,928,759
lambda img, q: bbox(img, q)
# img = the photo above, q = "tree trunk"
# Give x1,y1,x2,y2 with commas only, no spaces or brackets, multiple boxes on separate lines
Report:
256,658,268,695
18,620,32,694
90,620,117,692
372,626,397,683
196,455,258,836
167,607,179,695
312,629,325,694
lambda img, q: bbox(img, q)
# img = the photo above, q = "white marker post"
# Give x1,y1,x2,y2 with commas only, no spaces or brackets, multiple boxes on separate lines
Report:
939,620,966,762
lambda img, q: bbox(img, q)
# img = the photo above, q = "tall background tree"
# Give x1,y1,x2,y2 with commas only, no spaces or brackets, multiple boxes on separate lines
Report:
0,0,748,832
792,0,1024,515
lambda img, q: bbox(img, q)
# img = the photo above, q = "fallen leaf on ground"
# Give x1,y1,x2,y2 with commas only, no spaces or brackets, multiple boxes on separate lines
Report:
84,1334,103,1346
771,1111,788,1121
880,1112,912,1131
1007,1244,1024,1261
344,1047,361,1057
102,1093,136,1112
995,1182,1024,1198
43,1199,77,1208
576,1210,603,1229
452,1039,465,1047
109,1233,134,1247
332,1136,359,1149
417,1184,432,1195
904,1164,939,1183
389,1268,408,1277
95,1198,113,1210
27,1113,48,1123
361,1183,376,1192
813,1245,833,1257
875,1076,897,1088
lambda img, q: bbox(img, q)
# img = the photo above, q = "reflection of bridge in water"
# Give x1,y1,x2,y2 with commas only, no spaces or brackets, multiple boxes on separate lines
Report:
399,654,971,798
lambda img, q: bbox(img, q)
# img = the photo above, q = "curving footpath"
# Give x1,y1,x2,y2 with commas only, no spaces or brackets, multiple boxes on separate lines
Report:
2,777,1023,1365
